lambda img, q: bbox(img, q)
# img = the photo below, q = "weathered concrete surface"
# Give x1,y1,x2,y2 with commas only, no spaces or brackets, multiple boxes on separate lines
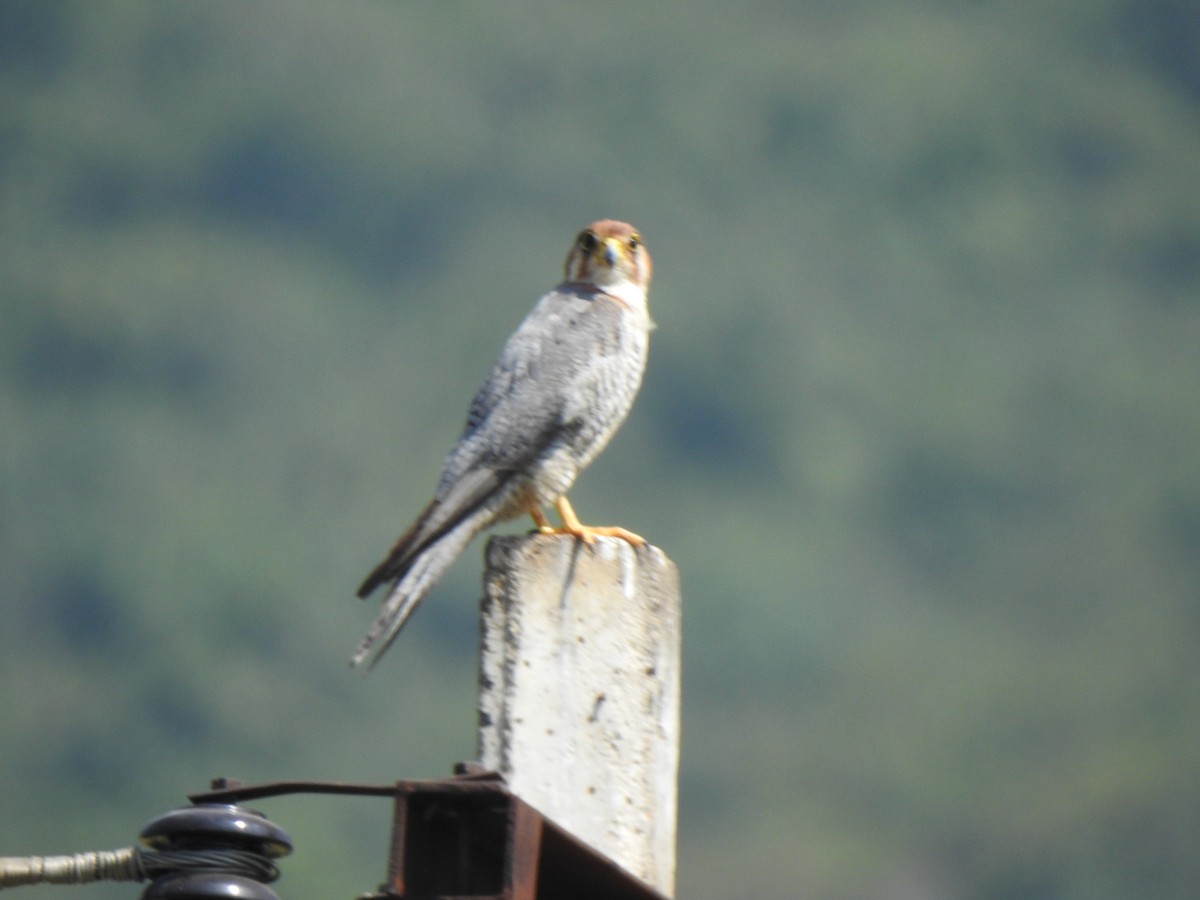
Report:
478,534,681,896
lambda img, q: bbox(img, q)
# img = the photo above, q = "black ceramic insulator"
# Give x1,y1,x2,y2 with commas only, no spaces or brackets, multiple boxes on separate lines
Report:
141,872,281,900
139,805,293,858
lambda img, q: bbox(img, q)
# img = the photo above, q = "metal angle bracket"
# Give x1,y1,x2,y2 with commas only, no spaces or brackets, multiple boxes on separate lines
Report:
190,769,670,900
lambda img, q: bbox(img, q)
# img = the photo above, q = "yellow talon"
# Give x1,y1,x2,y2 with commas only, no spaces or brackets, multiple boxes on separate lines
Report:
529,507,556,534
527,497,645,546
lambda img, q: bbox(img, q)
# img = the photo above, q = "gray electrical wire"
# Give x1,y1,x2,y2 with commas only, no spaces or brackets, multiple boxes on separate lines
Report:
0,846,278,889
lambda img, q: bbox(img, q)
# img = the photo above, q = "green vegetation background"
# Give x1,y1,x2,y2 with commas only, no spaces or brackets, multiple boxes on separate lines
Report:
2,3,1198,898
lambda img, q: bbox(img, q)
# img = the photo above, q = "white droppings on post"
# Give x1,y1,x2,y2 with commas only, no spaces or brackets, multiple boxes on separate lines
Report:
478,533,681,897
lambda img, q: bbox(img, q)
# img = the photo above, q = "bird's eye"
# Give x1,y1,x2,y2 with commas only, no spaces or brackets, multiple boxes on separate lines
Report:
627,234,641,252
578,231,598,253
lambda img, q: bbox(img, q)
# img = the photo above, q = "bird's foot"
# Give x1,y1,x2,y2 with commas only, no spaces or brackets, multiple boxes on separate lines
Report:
533,521,645,546
526,496,646,546
568,523,646,546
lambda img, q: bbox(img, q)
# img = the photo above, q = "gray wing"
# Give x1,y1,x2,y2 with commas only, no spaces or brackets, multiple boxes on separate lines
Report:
439,282,632,491
357,284,633,597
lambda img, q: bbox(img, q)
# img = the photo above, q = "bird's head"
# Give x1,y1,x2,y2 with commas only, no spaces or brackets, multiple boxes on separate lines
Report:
564,220,652,305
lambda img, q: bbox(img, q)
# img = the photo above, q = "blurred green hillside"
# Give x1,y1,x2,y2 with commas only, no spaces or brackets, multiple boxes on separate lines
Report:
2,2,1199,898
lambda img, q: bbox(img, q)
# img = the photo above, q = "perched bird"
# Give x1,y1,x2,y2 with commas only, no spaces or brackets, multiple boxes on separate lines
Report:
353,219,653,669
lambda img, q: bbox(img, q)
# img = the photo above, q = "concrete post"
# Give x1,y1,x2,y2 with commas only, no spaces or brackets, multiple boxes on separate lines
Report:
477,534,681,897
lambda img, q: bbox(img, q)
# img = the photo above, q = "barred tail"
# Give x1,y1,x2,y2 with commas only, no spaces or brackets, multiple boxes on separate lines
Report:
351,509,492,670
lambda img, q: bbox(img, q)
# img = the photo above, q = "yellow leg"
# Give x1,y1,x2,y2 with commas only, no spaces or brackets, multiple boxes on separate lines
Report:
530,507,555,533
551,495,645,547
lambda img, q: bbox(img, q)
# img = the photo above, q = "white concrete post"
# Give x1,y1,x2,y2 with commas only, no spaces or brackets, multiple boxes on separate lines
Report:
477,533,681,896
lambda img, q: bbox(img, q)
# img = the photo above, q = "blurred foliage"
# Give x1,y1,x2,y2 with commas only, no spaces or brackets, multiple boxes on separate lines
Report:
2,2,1199,898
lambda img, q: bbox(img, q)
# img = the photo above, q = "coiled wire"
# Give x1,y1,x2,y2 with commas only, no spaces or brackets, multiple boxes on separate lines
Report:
0,846,278,889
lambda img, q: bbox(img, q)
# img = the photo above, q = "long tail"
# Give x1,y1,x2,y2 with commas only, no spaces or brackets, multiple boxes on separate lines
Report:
351,507,493,670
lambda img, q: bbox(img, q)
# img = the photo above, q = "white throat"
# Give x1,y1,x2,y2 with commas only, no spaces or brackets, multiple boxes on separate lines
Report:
602,278,650,319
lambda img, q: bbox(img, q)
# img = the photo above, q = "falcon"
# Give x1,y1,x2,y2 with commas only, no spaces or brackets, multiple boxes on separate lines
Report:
352,219,653,669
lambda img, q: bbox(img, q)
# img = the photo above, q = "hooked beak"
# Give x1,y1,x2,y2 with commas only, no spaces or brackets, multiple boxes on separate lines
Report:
600,238,619,267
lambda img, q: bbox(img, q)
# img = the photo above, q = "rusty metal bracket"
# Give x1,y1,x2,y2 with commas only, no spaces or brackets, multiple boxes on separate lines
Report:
187,765,670,900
